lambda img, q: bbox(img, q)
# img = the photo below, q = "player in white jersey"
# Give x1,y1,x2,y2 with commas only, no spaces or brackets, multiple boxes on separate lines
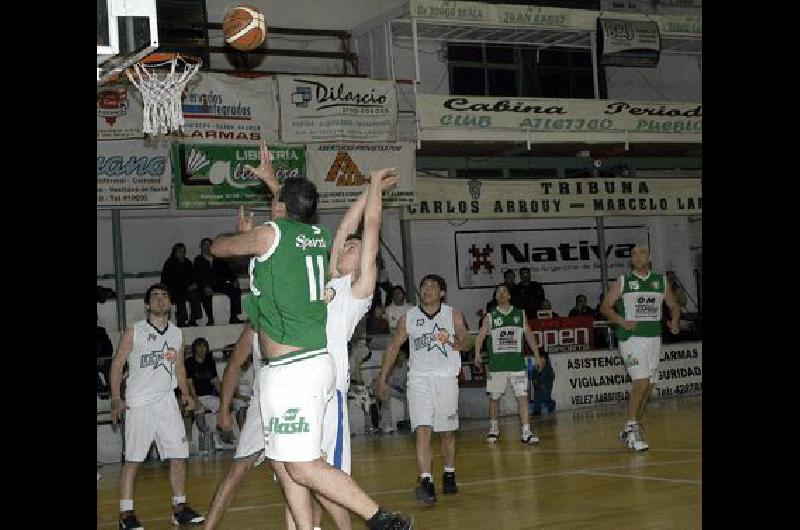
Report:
109,284,205,530
377,274,471,506
299,164,398,530
202,323,267,529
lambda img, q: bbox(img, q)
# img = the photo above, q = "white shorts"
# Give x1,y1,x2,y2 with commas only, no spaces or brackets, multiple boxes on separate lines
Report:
619,336,661,382
259,350,334,462
197,395,220,413
234,387,266,465
486,371,528,400
124,392,189,462
407,375,459,433
321,388,351,475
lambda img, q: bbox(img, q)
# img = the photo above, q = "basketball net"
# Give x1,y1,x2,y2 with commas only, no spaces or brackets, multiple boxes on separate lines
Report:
126,54,202,136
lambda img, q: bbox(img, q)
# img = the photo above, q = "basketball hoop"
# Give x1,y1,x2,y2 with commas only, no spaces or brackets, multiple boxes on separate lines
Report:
125,53,202,136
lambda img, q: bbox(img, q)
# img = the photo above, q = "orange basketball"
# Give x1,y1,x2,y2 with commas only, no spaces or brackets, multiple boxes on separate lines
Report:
222,5,267,51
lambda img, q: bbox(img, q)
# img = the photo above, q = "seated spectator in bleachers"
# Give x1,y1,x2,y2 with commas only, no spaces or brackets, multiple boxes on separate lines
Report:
160,243,202,327
193,237,243,326
185,338,234,443
568,294,594,317
97,315,113,395
366,304,391,336
385,286,414,334
536,299,560,319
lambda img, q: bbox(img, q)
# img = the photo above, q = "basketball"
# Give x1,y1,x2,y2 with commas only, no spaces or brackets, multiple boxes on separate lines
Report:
222,4,267,51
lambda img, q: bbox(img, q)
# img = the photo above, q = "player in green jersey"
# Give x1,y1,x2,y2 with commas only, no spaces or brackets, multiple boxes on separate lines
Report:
474,283,543,445
211,171,412,530
601,245,681,451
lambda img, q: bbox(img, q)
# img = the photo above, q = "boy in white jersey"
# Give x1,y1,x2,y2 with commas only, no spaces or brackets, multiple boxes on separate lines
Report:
601,245,681,451
109,284,205,530
377,275,471,505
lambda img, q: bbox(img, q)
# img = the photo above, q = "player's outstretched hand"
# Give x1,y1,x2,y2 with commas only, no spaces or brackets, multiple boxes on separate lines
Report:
369,168,398,191
182,394,196,412
244,142,280,192
218,410,233,432
238,205,255,233
111,399,127,424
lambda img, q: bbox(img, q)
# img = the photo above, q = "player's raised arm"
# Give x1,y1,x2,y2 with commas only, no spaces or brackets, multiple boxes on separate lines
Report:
352,169,398,298
243,142,286,219
329,187,369,278
211,210,275,258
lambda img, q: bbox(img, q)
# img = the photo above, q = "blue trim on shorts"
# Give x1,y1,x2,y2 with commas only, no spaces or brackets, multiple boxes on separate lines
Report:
334,389,344,470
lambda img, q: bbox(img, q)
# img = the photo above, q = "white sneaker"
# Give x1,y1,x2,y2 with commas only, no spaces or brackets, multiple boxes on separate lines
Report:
486,430,499,443
521,431,540,445
625,424,649,452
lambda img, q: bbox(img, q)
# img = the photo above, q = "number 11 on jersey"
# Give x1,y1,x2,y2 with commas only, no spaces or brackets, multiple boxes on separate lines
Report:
305,255,326,301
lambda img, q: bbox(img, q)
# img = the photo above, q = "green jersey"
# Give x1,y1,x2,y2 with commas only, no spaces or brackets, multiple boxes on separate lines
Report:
614,271,665,342
246,218,332,351
486,306,527,373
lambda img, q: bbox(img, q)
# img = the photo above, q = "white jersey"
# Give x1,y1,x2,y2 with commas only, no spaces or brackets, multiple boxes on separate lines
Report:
406,304,461,378
326,274,373,391
125,320,183,408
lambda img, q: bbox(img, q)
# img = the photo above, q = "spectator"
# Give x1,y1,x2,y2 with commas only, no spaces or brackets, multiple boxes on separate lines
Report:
568,294,594,317
366,304,390,335
377,350,409,434
513,267,546,316
160,243,202,327
537,299,559,318
194,237,243,326
531,351,556,416
97,315,113,394
185,338,234,444
385,286,413,334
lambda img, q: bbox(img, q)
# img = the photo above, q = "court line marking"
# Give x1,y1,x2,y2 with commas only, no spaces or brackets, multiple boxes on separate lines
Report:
97,459,701,527
576,470,701,485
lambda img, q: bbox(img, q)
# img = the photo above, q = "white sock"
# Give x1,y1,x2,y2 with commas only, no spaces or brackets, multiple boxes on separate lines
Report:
172,495,186,507
490,420,499,432
420,472,432,480
120,499,134,512
314,527,322,530
522,423,531,434
444,466,455,474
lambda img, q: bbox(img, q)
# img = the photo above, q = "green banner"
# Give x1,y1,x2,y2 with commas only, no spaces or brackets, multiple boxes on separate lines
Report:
172,143,306,209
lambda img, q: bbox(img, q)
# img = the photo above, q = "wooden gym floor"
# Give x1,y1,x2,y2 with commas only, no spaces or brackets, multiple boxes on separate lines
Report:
97,395,701,529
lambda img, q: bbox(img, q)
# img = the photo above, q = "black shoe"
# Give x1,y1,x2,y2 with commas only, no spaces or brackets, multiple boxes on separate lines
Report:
442,471,458,494
119,511,144,530
414,476,436,505
367,508,414,530
532,409,542,416
548,400,556,411
171,503,204,525
206,318,215,326
229,317,243,324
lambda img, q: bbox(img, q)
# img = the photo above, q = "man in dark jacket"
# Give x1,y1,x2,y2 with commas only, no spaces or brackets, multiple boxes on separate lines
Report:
193,238,243,325
160,243,203,326
512,267,545,316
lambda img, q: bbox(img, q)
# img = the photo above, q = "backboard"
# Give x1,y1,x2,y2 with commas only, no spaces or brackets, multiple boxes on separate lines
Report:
97,0,159,83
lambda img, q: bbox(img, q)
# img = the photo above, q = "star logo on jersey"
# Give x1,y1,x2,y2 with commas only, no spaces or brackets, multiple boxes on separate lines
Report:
413,323,452,357
139,341,176,377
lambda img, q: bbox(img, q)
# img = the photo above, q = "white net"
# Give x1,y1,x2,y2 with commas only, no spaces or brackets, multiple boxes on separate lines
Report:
126,56,201,136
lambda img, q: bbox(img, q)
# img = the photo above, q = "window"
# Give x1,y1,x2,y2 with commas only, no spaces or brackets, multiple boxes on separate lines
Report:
448,43,604,99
